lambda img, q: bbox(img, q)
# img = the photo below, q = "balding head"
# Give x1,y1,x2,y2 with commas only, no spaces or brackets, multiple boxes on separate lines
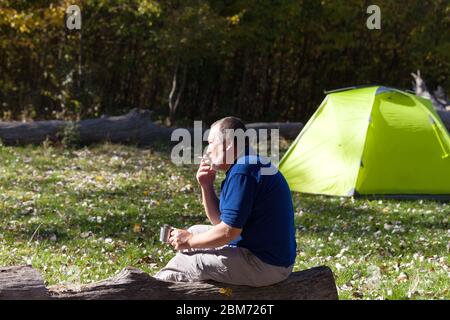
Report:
211,116,246,134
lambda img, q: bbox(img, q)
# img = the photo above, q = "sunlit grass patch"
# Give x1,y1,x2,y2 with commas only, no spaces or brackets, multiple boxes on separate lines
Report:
0,143,448,299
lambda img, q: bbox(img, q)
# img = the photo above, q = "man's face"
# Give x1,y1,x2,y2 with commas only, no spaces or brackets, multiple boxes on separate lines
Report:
206,125,232,171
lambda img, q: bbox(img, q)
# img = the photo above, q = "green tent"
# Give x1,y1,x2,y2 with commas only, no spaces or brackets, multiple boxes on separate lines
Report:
279,86,450,198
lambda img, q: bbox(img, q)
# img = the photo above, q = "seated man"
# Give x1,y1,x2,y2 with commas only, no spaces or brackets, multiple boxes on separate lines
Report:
154,117,297,287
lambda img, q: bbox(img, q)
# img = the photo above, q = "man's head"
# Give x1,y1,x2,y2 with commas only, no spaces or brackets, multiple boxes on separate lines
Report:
206,116,247,171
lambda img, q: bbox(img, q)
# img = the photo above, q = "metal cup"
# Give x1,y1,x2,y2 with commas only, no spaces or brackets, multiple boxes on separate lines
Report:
159,224,173,243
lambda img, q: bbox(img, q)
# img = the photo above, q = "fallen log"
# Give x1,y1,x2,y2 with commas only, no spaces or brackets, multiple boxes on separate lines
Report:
0,265,49,300
0,109,172,146
0,109,303,146
246,122,303,140
0,106,447,146
0,265,338,300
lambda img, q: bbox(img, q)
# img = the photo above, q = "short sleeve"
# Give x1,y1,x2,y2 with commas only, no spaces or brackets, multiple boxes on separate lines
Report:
220,174,256,228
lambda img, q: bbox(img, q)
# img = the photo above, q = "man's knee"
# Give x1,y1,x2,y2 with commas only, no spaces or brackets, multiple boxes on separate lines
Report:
154,252,203,282
154,270,192,282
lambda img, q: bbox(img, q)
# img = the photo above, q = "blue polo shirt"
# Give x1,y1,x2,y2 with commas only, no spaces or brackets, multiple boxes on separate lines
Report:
219,154,297,267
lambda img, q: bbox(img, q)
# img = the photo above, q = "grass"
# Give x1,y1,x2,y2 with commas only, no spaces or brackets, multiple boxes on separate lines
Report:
0,142,448,299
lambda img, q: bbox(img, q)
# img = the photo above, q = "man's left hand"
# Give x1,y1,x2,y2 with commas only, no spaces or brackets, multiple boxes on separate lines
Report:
168,228,193,251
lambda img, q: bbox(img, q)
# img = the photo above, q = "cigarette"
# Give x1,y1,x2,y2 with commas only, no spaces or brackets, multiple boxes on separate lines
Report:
198,155,213,170
198,155,210,161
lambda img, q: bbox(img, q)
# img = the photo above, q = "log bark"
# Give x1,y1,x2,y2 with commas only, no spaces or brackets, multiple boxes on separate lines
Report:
0,265,49,300
2,106,443,147
0,109,173,146
0,265,338,300
0,109,303,146
246,122,303,140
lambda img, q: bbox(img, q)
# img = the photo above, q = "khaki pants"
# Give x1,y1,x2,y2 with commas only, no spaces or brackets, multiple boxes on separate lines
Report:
153,225,293,287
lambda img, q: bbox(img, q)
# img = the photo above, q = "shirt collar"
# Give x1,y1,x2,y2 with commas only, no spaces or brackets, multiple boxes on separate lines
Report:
225,145,252,176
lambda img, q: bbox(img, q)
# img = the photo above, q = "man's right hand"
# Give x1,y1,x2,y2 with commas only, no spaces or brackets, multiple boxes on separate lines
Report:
196,158,216,187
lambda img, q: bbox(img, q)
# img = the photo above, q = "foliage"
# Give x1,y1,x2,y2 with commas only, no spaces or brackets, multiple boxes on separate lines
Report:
58,121,80,147
0,1,449,123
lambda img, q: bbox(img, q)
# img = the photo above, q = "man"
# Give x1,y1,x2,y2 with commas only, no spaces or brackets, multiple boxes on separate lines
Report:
154,117,297,287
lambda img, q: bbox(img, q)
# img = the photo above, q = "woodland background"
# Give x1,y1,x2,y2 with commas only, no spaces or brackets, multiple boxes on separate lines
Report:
1,0,449,126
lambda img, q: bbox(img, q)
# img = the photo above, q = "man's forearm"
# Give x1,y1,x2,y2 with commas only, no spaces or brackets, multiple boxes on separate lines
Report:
201,185,221,225
188,222,241,249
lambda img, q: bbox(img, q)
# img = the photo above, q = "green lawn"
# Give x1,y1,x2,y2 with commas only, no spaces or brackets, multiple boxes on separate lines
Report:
0,142,448,299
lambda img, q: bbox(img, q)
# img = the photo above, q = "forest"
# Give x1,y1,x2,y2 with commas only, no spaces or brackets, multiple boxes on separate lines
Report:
1,0,449,125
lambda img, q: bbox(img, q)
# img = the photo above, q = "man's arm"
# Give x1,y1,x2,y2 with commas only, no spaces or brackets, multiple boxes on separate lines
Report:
201,184,221,225
170,222,241,250
197,158,221,225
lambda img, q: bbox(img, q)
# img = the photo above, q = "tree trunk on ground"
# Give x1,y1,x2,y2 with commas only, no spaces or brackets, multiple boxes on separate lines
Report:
245,122,303,140
0,109,304,146
0,107,447,147
0,265,49,299
0,109,172,146
0,265,338,300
